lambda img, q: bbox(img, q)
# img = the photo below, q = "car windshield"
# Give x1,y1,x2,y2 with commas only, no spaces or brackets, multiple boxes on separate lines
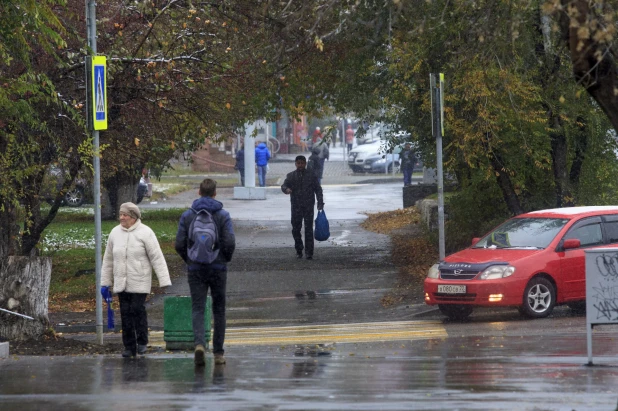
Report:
472,217,569,249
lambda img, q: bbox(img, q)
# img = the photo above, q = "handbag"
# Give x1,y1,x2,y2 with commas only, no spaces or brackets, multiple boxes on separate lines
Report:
314,209,330,241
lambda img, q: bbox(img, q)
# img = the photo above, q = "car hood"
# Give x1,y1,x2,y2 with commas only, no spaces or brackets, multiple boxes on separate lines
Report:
443,247,544,265
350,143,382,154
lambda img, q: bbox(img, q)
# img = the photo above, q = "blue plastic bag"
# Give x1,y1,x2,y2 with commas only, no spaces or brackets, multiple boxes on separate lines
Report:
100,286,115,330
314,209,330,242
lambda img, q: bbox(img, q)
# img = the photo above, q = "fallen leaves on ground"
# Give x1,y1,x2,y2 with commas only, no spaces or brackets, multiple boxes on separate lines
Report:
360,207,421,234
361,207,438,308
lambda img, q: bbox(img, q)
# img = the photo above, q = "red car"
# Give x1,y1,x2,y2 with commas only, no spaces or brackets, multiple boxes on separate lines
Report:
424,206,618,320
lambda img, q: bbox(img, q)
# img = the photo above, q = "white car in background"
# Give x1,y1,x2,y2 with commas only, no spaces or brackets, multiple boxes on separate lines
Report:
347,141,384,173
348,140,421,174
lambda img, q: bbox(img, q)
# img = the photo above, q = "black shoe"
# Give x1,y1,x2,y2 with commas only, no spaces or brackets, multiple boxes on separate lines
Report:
306,255,313,260
122,349,135,358
137,344,148,355
296,252,303,259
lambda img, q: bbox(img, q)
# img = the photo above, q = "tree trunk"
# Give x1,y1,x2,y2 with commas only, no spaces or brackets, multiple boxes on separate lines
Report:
489,154,524,215
569,116,588,188
102,176,139,221
548,112,572,207
0,257,51,341
0,202,19,260
100,186,114,220
558,0,618,135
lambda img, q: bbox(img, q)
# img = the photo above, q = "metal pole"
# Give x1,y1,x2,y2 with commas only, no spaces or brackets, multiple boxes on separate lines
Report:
0,308,34,320
86,0,103,344
432,80,446,261
341,118,345,162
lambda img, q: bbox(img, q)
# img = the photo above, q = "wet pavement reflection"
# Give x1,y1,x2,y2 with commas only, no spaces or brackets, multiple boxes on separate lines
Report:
2,333,618,410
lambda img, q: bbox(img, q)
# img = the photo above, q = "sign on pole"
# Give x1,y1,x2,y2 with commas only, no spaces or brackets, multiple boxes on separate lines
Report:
86,56,108,131
585,248,618,365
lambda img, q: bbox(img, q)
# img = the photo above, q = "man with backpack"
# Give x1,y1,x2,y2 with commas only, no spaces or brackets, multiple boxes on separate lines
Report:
175,178,236,366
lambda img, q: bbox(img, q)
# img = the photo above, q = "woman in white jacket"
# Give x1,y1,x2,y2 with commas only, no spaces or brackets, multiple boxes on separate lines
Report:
101,202,171,357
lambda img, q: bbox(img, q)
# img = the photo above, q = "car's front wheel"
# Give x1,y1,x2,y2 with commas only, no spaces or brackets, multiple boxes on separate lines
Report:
521,277,556,318
64,187,85,207
438,304,473,320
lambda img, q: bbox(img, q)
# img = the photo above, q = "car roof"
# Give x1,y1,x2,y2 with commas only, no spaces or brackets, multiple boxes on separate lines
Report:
518,206,618,219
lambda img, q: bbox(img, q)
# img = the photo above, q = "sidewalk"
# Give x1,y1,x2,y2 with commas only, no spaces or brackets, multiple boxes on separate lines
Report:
50,180,412,334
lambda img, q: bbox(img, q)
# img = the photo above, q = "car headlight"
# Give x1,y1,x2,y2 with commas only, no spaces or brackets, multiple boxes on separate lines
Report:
427,264,440,279
478,265,515,280
375,158,386,164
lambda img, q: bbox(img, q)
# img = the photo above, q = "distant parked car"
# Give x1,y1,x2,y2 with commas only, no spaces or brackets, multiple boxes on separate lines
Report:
361,153,400,173
45,166,151,207
44,165,91,207
424,206,618,320
348,141,421,173
347,141,383,173
136,170,151,204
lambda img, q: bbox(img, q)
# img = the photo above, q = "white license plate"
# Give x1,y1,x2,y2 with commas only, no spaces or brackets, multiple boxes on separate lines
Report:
438,284,466,294
364,165,371,169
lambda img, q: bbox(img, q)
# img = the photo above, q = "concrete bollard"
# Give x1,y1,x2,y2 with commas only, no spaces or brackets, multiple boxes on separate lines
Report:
163,296,211,350
0,342,8,358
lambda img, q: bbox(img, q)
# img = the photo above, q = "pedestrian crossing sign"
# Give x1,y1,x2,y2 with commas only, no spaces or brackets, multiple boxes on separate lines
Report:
90,56,107,130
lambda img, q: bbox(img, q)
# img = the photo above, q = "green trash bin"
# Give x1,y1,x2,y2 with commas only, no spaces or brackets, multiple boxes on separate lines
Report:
163,296,211,350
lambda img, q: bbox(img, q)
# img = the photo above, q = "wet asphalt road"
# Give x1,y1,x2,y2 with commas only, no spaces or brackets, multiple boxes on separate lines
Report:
1,326,618,410
3,170,618,410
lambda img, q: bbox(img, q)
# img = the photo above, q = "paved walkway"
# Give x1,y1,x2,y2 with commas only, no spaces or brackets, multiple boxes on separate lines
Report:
167,159,407,188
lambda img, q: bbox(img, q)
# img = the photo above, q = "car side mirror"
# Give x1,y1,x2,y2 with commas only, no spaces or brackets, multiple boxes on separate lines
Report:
472,237,480,246
562,238,581,250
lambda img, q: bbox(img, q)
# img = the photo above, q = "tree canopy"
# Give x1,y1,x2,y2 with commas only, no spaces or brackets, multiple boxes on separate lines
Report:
3,0,618,257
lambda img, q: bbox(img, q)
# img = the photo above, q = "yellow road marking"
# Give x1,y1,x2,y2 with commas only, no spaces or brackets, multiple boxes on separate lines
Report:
150,320,446,347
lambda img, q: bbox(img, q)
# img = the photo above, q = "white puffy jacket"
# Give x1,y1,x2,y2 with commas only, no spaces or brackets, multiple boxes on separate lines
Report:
101,220,171,294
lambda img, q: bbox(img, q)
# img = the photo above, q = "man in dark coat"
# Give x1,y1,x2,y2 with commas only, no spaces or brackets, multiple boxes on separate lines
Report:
307,146,323,183
234,145,245,186
175,178,236,366
281,155,324,260
400,143,416,187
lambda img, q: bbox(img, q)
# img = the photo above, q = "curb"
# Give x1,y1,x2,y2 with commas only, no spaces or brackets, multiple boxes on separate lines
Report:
53,324,163,334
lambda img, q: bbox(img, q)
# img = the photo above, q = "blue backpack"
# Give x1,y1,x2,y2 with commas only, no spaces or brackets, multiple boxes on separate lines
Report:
187,208,219,264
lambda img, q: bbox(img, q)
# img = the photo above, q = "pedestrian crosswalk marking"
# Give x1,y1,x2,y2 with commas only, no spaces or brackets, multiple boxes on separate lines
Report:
149,320,446,348
224,320,446,346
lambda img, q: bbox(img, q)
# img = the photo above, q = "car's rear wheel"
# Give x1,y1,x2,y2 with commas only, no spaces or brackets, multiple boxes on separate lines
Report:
64,187,85,207
136,186,146,205
438,304,473,320
567,301,586,313
387,164,393,173
521,277,556,318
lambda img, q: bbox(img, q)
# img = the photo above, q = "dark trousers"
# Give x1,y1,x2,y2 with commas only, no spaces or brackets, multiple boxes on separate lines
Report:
403,167,413,186
292,204,315,256
118,292,148,353
188,268,227,354
238,168,245,186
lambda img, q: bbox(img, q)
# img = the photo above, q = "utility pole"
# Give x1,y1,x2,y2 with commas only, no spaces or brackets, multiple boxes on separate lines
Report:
85,0,105,344
430,73,445,261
